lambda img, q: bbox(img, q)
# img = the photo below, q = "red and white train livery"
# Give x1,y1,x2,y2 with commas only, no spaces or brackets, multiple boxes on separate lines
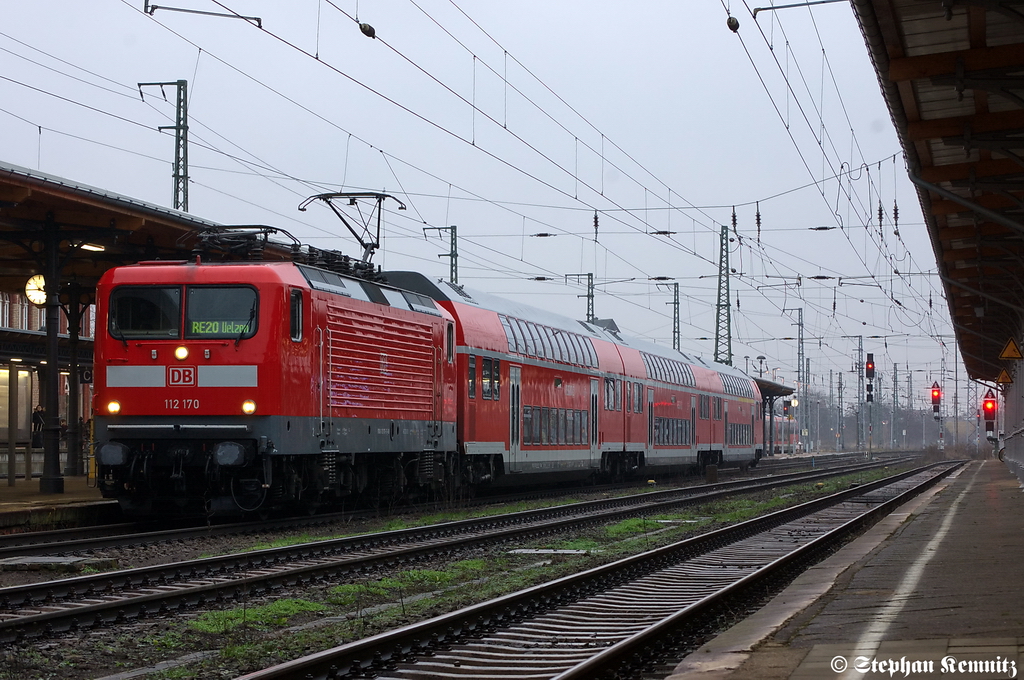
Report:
92,259,763,516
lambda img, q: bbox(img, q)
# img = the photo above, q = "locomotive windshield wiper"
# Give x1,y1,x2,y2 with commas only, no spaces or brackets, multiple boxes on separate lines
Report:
110,323,128,348
235,303,256,347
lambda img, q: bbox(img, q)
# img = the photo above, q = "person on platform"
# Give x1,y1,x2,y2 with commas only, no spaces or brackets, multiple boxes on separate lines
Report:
31,405,44,448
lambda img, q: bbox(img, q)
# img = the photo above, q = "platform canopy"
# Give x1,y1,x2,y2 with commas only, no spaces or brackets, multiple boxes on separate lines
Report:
0,162,309,492
0,162,296,301
851,0,1024,382
754,377,796,399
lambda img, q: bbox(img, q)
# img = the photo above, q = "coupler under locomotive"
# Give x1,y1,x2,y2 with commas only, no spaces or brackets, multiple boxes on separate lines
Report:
95,435,274,516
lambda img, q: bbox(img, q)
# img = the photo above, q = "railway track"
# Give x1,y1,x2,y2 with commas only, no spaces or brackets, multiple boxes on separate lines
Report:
0,451,883,558
0,459,897,643
233,460,962,680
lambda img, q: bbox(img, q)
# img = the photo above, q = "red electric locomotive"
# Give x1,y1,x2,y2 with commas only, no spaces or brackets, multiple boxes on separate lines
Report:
93,258,764,517
93,258,458,516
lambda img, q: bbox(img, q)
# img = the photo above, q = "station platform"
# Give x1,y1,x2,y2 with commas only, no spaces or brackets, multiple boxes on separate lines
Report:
0,475,118,530
669,458,1024,679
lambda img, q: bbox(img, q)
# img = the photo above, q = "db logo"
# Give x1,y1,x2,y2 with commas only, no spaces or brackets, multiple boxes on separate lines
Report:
168,366,196,386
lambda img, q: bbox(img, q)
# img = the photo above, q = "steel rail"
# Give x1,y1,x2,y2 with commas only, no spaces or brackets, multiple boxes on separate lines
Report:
0,460,899,643
0,452,868,556
232,460,957,680
553,462,963,679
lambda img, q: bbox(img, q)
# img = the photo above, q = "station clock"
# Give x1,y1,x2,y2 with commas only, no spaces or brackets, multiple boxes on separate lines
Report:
24,274,47,306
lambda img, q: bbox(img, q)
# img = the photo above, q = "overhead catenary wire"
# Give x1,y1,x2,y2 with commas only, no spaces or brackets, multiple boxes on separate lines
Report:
0,3,956,379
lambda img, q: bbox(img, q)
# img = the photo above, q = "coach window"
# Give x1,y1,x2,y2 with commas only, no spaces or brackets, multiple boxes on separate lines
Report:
493,359,501,399
615,379,622,411
542,327,556,359
523,406,533,445
604,377,614,410
499,315,515,352
534,326,547,358
512,319,528,355
468,355,476,399
524,322,540,357
569,334,583,365
559,333,572,363
576,336,587,366
508,317,525,354
482,357,493,399
540,407,550,444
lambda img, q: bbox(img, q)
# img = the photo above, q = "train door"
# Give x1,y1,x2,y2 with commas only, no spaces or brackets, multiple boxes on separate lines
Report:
647,387,654,460
439,321,455,440
509,365,522,472
752,403,758,453
690,396,697,462
723,400,729,459
590,378,600,469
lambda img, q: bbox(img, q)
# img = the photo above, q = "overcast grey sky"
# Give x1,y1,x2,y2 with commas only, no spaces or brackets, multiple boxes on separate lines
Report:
2,0,961,407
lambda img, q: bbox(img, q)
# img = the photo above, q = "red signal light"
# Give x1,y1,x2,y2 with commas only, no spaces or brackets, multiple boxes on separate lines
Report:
931,382,941,405
983,389,997,422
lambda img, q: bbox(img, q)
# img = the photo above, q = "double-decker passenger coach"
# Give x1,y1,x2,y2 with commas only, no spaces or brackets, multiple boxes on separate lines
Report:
387,273,765,486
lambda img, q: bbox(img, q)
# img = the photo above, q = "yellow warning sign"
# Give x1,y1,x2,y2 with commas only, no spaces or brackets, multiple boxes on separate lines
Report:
996,369,1013,384
999,338,1023,360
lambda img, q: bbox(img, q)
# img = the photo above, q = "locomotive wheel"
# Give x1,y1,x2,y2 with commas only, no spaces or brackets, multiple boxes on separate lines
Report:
298,459,327,514
368,455,406,510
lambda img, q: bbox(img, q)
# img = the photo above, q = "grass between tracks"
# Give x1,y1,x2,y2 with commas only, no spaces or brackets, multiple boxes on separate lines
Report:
4,465,906,680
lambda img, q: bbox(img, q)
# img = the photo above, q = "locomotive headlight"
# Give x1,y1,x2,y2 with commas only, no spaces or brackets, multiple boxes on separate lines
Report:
107,400,121,414
174,346,189,361
241,399,257,415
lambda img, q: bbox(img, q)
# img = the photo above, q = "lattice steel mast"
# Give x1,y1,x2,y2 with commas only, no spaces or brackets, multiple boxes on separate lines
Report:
714,216,732,365
139,80,189,211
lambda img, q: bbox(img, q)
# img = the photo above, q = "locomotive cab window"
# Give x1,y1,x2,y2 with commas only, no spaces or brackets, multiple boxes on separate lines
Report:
289,289,303,342
185,286,258,339
109,286,181,338
446,323,454,363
